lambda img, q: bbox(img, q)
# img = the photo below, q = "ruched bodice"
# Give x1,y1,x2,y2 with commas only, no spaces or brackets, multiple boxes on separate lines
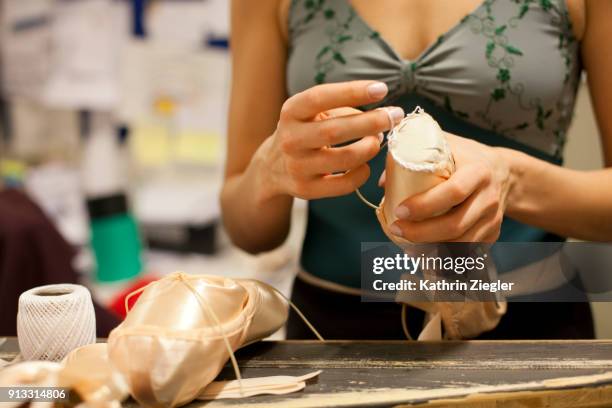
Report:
288,0,579,158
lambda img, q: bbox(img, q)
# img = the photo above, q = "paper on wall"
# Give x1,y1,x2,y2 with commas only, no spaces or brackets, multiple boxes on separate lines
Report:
119,40,230,167
146,0,229,49
173,131,222,166
25,163,90,246
147,1,210,50
9,97,80,161
130,124,171,167
0,0,53,99
42,0,130,110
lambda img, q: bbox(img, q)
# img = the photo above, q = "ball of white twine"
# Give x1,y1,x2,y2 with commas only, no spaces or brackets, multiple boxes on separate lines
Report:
17,284,96,362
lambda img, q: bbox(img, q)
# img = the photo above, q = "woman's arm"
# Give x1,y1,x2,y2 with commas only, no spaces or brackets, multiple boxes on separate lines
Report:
502,150,612,241
221,0,292,253
222,0,403,254
502,0,612,241
390,0,612,243
583,0,612,165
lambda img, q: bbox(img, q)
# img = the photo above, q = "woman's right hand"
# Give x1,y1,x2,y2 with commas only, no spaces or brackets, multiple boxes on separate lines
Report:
254,81,404,202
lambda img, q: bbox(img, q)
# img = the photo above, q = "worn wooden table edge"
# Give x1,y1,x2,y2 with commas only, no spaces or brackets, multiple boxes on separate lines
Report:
3,337,612,407
263,339,612,345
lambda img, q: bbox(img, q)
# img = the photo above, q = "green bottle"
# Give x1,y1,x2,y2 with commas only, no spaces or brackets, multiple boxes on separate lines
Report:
88,194,142,282
82,113,142,282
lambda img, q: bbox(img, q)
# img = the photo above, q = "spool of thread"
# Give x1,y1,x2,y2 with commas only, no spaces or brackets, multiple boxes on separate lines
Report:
17,284,96,361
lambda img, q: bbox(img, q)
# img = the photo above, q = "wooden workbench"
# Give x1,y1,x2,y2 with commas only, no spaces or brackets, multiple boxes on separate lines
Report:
2,338,612,407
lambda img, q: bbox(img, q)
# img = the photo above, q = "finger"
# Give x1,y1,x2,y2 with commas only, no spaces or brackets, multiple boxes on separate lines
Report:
316,107,363,121
319,107,385,143
481,229,501,243
313,164,371,198
378,170,386,187
395,164,488,221
283,81,389,120
309,135,380,175
390,192,492,242
448,214,502,243
300,106,403,149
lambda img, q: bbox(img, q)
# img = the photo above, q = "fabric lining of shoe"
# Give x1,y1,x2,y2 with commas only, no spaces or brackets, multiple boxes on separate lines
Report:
354,106,454,210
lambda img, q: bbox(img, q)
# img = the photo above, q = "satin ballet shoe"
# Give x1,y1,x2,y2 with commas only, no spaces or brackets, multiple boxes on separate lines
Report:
107,272,294,407
378,106,455,240
0,361,61,408
0,361,61,384
60,343,129,407
374,108,505,340
0,344,126,408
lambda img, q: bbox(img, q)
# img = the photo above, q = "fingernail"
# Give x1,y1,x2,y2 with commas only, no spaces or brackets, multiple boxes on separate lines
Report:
395,206,411,220
378,132,384,144
387,107,405,124
389,223,403,237
367,82,388,99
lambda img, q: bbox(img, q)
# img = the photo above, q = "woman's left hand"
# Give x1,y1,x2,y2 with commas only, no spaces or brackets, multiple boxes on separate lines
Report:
388,134,514,243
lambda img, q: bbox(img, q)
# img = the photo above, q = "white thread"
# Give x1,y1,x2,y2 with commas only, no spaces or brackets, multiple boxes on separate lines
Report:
381,107,395,131
352,108,396,210
401,304,413,341
355,188,379,210
269,286,324,342
17,284,96,362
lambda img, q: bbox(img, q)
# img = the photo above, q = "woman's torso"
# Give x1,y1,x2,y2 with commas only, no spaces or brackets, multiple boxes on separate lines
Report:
285,0,582,288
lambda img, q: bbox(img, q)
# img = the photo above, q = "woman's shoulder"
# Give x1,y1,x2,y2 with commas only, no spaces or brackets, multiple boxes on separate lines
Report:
565,0,585,41
231,0,289,46
278,0,292,42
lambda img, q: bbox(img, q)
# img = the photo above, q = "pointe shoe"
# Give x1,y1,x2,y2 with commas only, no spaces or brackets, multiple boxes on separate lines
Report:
60,343,129,407
375,108,505,340
0,344,127,408
107,272,288,407
377,107,454,243
0,361,62,408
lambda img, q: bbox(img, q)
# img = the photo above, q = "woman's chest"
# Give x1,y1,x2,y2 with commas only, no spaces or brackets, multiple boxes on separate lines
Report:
348,0,485,61
286,0,582,158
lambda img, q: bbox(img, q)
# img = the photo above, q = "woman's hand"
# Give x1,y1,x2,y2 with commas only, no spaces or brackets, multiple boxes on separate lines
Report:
253,81,404,202
388,134,514,243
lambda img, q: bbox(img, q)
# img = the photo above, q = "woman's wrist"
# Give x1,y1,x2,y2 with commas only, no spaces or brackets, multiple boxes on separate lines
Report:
250,136,291,207
495,147,526,216
495,146,553,221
